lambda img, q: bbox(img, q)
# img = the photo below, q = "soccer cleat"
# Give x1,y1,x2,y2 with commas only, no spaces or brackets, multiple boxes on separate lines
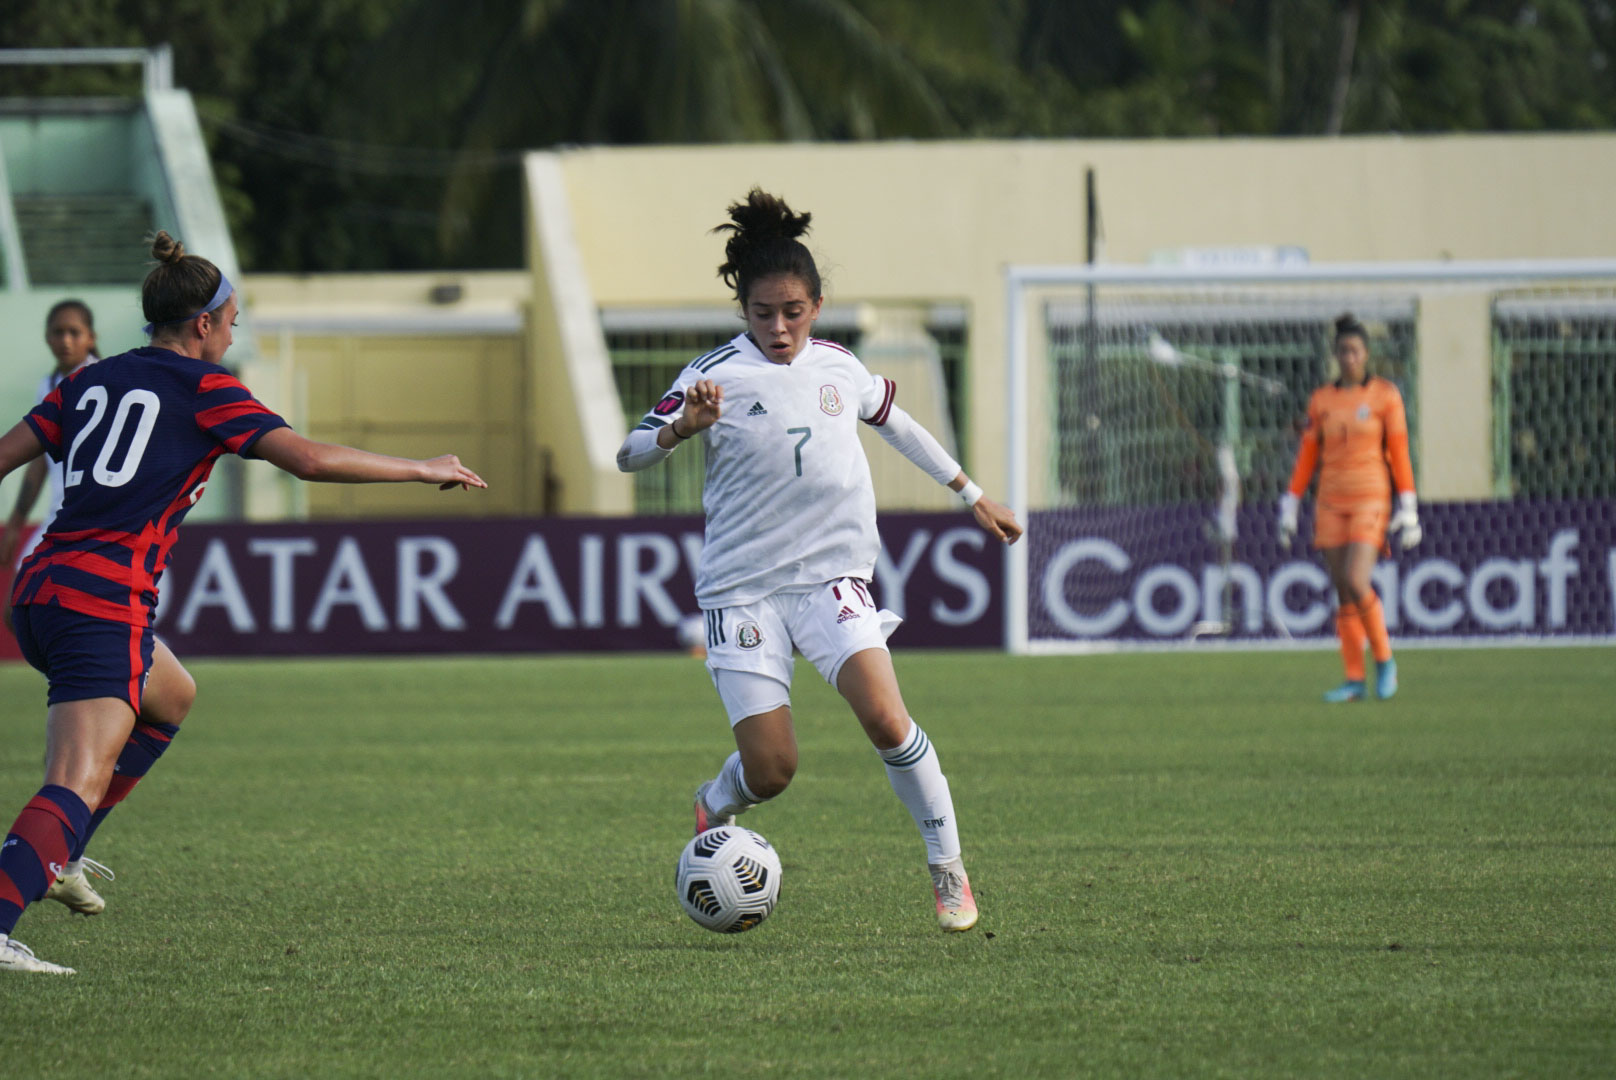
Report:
1376,657,1399,700
1323,680,1366,704
0,934,75,975
930,857,979,932
693,781,735,836
44,856,114,916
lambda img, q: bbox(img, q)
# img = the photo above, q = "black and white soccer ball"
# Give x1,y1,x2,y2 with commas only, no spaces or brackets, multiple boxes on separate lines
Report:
676,826,782,933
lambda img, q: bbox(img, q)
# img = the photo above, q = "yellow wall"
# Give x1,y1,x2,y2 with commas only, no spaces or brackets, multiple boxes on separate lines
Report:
546,134,1616,500
242,135,1616,520
245,273,537,518
253,332,529,518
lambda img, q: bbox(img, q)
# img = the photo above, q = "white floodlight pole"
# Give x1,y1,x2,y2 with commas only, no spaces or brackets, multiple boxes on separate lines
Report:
0,137,26,291
1004,267,1031,655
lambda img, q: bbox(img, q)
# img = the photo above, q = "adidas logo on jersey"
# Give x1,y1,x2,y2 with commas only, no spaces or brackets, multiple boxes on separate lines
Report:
747,401,768,416
836,605,861,624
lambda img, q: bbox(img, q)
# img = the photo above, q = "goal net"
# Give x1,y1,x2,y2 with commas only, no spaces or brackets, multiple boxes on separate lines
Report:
1005,260,1616,654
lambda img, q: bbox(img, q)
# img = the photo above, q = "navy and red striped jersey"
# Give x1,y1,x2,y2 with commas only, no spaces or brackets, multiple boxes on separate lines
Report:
13,346,289,626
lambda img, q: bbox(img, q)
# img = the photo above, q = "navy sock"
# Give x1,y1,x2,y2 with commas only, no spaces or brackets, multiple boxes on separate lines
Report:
0,784,90,935
72,720,179,860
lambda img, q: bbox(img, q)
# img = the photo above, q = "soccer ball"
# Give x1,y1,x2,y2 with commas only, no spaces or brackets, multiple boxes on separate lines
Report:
676,826,782,933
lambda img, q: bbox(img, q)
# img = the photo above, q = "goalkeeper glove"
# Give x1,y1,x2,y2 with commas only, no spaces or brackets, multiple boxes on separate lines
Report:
1388,492,1422,550
1277,493,1299,548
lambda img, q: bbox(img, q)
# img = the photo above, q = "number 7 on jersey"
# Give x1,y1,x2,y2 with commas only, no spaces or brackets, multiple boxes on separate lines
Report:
786,426,811,477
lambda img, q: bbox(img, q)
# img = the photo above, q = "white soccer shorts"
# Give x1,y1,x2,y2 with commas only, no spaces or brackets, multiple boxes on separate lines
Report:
703,577,902,725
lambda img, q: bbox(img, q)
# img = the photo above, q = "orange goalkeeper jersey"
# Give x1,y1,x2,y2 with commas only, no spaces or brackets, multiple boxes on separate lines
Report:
1287,376,1415,507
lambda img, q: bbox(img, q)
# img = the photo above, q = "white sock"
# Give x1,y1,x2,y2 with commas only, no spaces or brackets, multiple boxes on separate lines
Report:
879,720,961,865
702,751,761,818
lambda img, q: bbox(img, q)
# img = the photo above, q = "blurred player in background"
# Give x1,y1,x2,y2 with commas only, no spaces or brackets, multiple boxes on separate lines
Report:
0,232,486,974
676,612,708,658
618,189,1021,932
1279,313,1421,702
2,299,103,634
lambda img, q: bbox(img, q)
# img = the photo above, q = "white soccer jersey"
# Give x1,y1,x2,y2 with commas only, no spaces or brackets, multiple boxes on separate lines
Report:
635,333,897,608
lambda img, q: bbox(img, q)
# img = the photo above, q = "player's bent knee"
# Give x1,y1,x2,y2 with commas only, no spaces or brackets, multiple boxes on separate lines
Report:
748,772,792,800
756,756,798,799
741,748,798,799
863,710,911,751
143,669,196,727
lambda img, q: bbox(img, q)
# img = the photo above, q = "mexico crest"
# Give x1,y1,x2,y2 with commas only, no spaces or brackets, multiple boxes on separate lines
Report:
819,385,844,415
737,622,764,649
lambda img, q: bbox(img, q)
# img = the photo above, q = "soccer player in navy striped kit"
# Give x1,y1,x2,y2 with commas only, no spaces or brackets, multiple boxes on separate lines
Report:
0,233,486,974
618,190,1022,931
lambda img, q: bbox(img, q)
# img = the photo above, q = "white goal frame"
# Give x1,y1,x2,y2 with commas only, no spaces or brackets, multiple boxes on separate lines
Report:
1004,257,1616,655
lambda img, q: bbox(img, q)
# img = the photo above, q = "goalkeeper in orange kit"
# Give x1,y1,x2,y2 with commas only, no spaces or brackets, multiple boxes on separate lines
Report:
1279,314,1421,702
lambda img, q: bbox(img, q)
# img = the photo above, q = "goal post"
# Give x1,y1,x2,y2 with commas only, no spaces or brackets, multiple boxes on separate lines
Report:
1005,258,1616,655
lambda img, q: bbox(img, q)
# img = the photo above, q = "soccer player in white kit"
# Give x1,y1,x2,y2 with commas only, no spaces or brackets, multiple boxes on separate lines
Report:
617,189,1022,931
2,300,102,632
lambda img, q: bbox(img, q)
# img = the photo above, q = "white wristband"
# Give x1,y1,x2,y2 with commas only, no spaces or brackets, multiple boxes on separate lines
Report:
1398,492,1418,515
957,480,983,508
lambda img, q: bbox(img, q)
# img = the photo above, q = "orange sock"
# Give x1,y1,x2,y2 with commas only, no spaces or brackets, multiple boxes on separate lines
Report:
1359,593,1393,664
1336,602,1367,682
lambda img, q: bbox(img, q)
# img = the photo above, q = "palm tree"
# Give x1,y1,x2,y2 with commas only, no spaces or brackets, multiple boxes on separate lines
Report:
339,0,964,260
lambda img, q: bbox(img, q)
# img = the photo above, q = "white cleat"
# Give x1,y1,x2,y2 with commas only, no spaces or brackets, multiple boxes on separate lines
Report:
44,857,114,916
930,857,979,933
0,933,75,974
693,781,736,837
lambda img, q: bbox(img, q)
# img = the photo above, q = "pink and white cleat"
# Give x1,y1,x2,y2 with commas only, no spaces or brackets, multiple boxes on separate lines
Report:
930,857,979,932
693,781,735,837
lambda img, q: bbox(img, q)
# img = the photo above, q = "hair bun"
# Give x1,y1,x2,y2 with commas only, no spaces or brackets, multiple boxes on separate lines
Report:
719,188,811,244
150,230,186,265
710,188,823,305
1334,312,1366,338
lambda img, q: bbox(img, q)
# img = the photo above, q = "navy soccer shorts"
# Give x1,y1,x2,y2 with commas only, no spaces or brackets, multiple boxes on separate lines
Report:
12,603,154,713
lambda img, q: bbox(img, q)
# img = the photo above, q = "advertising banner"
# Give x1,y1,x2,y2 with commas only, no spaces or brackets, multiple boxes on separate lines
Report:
3,500,1608,661
130,512,1003,658
1028,500,1616,646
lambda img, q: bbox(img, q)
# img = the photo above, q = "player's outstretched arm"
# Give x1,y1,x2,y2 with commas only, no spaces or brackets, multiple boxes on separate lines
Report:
0,421,48,564
0,457,49,566
971,495,1022,544
252,428,486,490
0,421,45,489
949,473,1022,545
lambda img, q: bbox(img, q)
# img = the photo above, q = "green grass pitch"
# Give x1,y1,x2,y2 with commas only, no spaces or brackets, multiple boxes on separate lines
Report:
1,647,1612,1078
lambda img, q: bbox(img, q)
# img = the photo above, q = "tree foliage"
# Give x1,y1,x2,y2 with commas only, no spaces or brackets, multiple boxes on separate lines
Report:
4,0,1613,270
